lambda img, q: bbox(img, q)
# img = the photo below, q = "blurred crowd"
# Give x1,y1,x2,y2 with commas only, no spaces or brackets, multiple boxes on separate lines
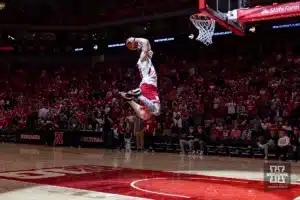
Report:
0,35,299,159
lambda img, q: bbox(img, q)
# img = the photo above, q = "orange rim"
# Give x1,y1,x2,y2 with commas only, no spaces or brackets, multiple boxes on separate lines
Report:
190,13,213,22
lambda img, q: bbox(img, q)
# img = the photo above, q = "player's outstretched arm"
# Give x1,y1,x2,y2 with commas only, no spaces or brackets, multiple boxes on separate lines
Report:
134,38,151,51
132,37,152,60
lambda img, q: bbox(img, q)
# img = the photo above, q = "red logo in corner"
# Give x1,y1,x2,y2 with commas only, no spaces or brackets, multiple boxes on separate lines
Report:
54,132,63,145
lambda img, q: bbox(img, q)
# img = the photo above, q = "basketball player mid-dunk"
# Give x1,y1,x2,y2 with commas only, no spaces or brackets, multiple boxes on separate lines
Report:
119,37,160,121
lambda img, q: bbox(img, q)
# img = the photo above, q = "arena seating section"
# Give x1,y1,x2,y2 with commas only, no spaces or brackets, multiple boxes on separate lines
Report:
0,34,299,159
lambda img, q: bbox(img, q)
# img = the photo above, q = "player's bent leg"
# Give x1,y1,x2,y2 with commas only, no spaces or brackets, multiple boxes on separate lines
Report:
119,91,152,121
138,95,160,116
127,100,152,121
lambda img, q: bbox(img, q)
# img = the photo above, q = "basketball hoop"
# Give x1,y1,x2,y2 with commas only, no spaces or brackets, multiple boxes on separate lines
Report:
190,13,216,46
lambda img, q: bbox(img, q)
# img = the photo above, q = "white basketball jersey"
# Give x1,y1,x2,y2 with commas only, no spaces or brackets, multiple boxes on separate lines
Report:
137,57,157,87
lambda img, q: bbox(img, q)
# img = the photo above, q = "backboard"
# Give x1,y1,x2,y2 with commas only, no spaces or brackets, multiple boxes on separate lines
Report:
199,0,246,36
198,0,300,35
192,0,300,45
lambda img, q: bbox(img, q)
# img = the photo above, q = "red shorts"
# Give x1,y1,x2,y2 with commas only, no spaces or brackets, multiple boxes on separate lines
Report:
140,83,160,105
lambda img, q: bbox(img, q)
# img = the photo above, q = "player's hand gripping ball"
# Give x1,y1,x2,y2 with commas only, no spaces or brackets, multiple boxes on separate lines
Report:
126,37,138,51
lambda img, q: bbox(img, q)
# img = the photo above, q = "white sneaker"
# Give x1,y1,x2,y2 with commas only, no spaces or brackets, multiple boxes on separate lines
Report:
119,92,133,101
127,88,141,97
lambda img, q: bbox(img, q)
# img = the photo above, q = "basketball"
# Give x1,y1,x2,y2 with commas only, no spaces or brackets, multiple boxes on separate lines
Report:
126,39,138,51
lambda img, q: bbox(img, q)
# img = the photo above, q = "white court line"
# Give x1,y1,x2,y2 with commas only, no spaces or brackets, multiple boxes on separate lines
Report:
1,184,150,200
130,178,191,199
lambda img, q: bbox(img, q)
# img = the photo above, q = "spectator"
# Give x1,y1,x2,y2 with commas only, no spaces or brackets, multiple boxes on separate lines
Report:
261,119,270,131
124,119,132,152
172,110,182,130
241,126,252,142
249,116,261,138
112,123,122,150
236,102,247,121
290,127,300,161
277,130,290,160
226,99,237,126
282,121,292,132
59,111,68,129
95,112,105,131
38,106,49,120
192,126,206,155
219,124,229,143
103,113,113,133
134,116,144,151
257,130,278,160
231,125,241,140
179,126,195,154
68,113,80,130
144,118,157,152
0,114,8,130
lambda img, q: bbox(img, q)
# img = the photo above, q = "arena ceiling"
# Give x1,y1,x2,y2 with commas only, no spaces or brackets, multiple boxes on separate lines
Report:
0,0,195,26
0,0,298,44
0,0,197,42
0,0,295,26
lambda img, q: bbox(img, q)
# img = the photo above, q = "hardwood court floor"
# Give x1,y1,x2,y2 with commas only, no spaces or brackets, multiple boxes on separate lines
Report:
0,143,299,200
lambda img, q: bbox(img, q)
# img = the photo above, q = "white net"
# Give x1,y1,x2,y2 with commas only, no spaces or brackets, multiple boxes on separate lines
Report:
190,14,216,46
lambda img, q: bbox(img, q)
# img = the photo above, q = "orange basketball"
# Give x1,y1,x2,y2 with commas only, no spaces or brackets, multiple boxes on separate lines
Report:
126,39,138,51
